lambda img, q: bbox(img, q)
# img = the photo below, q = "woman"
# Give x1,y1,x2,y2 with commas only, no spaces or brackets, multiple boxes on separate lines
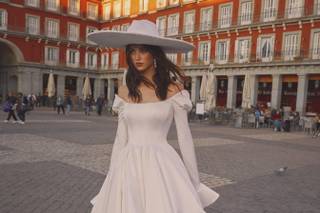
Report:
88,20,219,213
312,113,320,138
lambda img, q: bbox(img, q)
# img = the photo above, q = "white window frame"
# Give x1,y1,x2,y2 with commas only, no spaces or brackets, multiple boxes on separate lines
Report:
123,0,131,16
200,6,213,32
166,53,177,64
183,0,196,4
315,0,320,15
68,22,79,42
256,34,275,62
286,0,304,19
198,41,211,65
182,51,193,65
111,51,119,69
215,39,230,64
235,37,251,63
282,31,301,61
311,29,320,59
68,0,80,16
183,10,195,34
25,0,40,8
103,3,111,21
46,0,59,11
139,0,149,13
156,16,167,36
86,26,98,44
262,0,278,22
66,49,80,67
26,14,40,35
113,0,121,18
45,46,59,65
101,52,109,69
239,0,253,25
87,3,98,20
157,0,167,9
121,23,130,31
169,0,179,6
0,10,8,30
219,3,233,28
85,52,97,69
167,13,179,36
112,25,121,31
46,18,59,39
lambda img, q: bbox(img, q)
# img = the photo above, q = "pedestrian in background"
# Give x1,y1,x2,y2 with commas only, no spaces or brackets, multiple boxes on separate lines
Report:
3,93,18,124
84,96,92,116
96,95,105,116
56,95,65,115
66,95,73,115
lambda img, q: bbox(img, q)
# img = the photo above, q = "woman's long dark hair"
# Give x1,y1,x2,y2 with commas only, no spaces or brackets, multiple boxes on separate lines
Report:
125,44,187,103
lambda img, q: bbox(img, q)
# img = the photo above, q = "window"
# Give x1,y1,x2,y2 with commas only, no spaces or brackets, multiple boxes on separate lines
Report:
156,16,166,36
85,52,97,69
219,4,232,28
239,0,252,25
286,0,304,18
157,0,167,8
25,0,39,7
216,40,230,64
200,7,213,31
166,53,177,64
45,46,59,65
0,10,8,30
312,31,320,59
46,0,59,11
87,3,98,20
113,0,121,18
68,23,79,41
66,49,80,67
111,51,119,69
283,32,300,61
184,10,195,34
123,0,131,16
235,38,250,63
46,19,59,38
262,0,278,22
169,0,179,5
315,0,320,15
183,0,195,3
139,0,148,13
112,25,121,31
101,53,109,69
199,41,211,65
182,51,193,65
86,26,97,44
167,13,179,36
257,35,275,62
26,15,40,35
69,0,80,16
121,23,130,31
103,3,111,20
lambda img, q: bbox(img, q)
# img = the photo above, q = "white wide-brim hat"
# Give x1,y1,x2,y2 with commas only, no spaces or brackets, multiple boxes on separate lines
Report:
87,19,194,53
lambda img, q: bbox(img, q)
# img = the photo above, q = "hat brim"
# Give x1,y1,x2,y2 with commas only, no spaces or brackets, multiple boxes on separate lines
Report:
87,30,194,53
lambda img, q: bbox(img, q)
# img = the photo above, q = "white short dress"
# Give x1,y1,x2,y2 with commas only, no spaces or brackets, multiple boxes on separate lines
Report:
90,89,219,213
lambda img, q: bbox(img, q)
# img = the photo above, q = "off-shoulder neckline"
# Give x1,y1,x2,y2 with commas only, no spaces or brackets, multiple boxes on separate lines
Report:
115,89,188,105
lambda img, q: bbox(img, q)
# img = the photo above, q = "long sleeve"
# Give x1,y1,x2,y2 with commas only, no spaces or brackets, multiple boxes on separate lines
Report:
109,95,128,172
171,90,219,208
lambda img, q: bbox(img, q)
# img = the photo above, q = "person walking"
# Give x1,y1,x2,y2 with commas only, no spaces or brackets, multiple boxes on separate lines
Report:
96,95,105,116
66,95,73,115
88,19,219,213
56,95,65,115
312,113,320,138
3,93,19,124
84,96,92,116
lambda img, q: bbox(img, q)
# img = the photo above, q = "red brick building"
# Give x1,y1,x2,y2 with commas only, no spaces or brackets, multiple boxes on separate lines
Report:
0,0,320,113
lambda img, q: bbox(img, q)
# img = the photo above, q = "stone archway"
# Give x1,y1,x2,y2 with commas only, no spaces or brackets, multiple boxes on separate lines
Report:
0,39,24,102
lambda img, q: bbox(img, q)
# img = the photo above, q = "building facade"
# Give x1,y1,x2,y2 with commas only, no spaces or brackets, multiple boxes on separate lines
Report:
0,0,320,113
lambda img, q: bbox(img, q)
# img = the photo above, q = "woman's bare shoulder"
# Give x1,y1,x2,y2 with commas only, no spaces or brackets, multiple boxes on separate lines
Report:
118,85,129,100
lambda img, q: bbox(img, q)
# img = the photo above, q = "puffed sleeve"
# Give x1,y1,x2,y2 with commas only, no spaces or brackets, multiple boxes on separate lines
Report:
171,90,219,208
109,94,128,172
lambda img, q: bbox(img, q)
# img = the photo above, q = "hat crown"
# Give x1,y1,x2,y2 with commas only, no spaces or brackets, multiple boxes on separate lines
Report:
127,20,160,37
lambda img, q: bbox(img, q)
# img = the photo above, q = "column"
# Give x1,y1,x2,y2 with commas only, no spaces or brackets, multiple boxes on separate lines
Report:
0,71,8,102
94,78,105,98
296,74,308,114
76,76,83,98
226,75,237,109
31,71,42,95
191,76,200,104
57,75,65,97
18,71,32,95
107,78,115,106
250,75,258,107
271,74,282,110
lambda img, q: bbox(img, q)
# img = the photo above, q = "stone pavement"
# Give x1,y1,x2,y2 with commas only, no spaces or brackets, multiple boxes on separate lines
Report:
0,109,319,213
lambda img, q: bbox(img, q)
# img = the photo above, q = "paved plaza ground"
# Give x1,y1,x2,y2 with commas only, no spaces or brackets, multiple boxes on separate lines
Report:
0,109,320,213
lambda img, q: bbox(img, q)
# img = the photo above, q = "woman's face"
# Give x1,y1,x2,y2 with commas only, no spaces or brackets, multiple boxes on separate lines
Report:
128,45,154,73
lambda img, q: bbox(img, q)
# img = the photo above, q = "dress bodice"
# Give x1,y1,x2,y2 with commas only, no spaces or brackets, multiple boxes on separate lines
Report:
112,90,192,145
